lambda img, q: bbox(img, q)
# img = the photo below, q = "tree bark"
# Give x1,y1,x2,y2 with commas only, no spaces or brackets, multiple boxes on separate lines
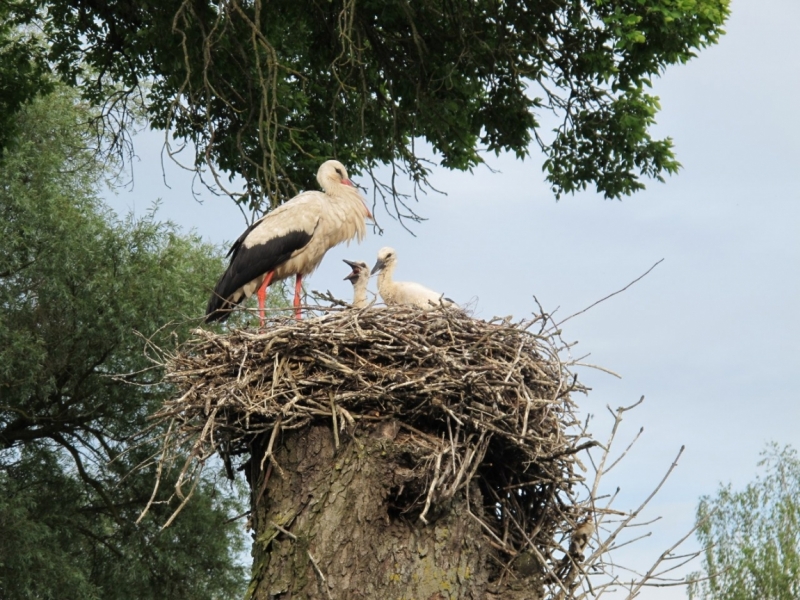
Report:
247,423,543,599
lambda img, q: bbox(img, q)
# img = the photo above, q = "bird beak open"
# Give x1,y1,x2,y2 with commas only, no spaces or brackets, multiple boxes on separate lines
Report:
343,259,361,281
370,258,384,275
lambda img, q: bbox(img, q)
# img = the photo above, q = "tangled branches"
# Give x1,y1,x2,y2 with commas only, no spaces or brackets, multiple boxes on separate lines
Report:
146,308,591,565
142,305,702,597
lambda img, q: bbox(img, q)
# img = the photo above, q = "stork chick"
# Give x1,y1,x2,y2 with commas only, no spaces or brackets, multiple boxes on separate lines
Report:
343,259,370,308
205,160,372,325
370,247,456,310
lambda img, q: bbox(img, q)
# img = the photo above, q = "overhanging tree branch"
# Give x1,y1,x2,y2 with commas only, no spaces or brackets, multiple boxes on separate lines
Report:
20,0,729,218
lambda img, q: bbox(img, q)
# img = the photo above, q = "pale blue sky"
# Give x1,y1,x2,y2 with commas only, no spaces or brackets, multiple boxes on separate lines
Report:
106,1,800,596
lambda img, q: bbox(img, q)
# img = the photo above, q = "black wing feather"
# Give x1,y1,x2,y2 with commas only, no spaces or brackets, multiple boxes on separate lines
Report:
205,230,313,322
225,218,261,259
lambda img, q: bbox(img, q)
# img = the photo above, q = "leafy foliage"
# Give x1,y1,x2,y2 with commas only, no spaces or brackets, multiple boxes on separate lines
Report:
0,2,53,154
689,444,800,600
17,0,728,214
0,88,247,599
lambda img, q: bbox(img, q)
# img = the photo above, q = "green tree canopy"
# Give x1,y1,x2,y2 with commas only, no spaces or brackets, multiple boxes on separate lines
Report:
0,87,247,599
0,2,52,154
15,0,729,215
689,444,800,600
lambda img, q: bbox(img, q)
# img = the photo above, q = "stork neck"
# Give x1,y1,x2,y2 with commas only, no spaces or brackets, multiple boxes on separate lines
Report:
353,278,368,308
328,182,361,202
377,260,396,290
324,185,370,242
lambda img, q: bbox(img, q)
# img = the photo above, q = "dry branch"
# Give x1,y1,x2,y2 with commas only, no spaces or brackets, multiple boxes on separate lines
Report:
143,304,698,597
147,307,592,566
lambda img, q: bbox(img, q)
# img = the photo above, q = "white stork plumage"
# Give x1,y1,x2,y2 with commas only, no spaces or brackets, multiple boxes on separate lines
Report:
342,259,370,309
206,160,372,324
370,247,457,310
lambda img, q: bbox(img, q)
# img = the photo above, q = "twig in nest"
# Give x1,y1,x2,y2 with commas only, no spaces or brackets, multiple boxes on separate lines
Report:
307,550,334,600
146,305,699,595
329,391,340,450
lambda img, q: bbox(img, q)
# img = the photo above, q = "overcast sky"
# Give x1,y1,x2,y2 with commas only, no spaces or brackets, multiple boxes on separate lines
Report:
106,0,799,596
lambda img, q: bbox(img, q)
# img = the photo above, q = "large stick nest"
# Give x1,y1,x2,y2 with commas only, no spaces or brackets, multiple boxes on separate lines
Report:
150,305,594,572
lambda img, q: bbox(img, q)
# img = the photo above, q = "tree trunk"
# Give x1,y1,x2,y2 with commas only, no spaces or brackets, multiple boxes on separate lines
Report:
246,423,543,599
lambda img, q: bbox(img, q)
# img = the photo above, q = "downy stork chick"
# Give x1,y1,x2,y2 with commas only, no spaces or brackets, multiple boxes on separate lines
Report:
343,259,370,309
370,247,457,310
206,160,372,325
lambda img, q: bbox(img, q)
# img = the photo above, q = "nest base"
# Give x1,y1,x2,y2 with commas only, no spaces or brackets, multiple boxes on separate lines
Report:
247,423,544,600
154,307,593,596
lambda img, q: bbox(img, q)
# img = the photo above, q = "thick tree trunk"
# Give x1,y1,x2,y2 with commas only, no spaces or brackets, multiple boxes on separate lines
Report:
247,423,543,599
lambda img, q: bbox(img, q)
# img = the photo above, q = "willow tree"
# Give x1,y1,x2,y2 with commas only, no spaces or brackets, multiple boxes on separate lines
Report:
20,0,728,215
0,3,51,154
0,87,247,599
689,444,800,600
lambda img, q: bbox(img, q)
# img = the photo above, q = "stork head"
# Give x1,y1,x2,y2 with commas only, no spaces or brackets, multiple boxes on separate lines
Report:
318,159,373,220
318,159,354,190
343,259,369,283
371,247,397,275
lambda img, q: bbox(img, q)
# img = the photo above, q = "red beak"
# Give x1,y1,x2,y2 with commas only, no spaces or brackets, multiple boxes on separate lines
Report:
342,178,354,187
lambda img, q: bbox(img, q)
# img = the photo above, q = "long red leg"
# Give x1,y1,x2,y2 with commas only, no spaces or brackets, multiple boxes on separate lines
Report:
256,271,275,327
293,273,303,320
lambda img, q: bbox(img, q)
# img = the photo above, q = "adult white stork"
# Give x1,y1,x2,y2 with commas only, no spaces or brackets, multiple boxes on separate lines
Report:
370,247,457,310
206,160,372,324
342,259,370,308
